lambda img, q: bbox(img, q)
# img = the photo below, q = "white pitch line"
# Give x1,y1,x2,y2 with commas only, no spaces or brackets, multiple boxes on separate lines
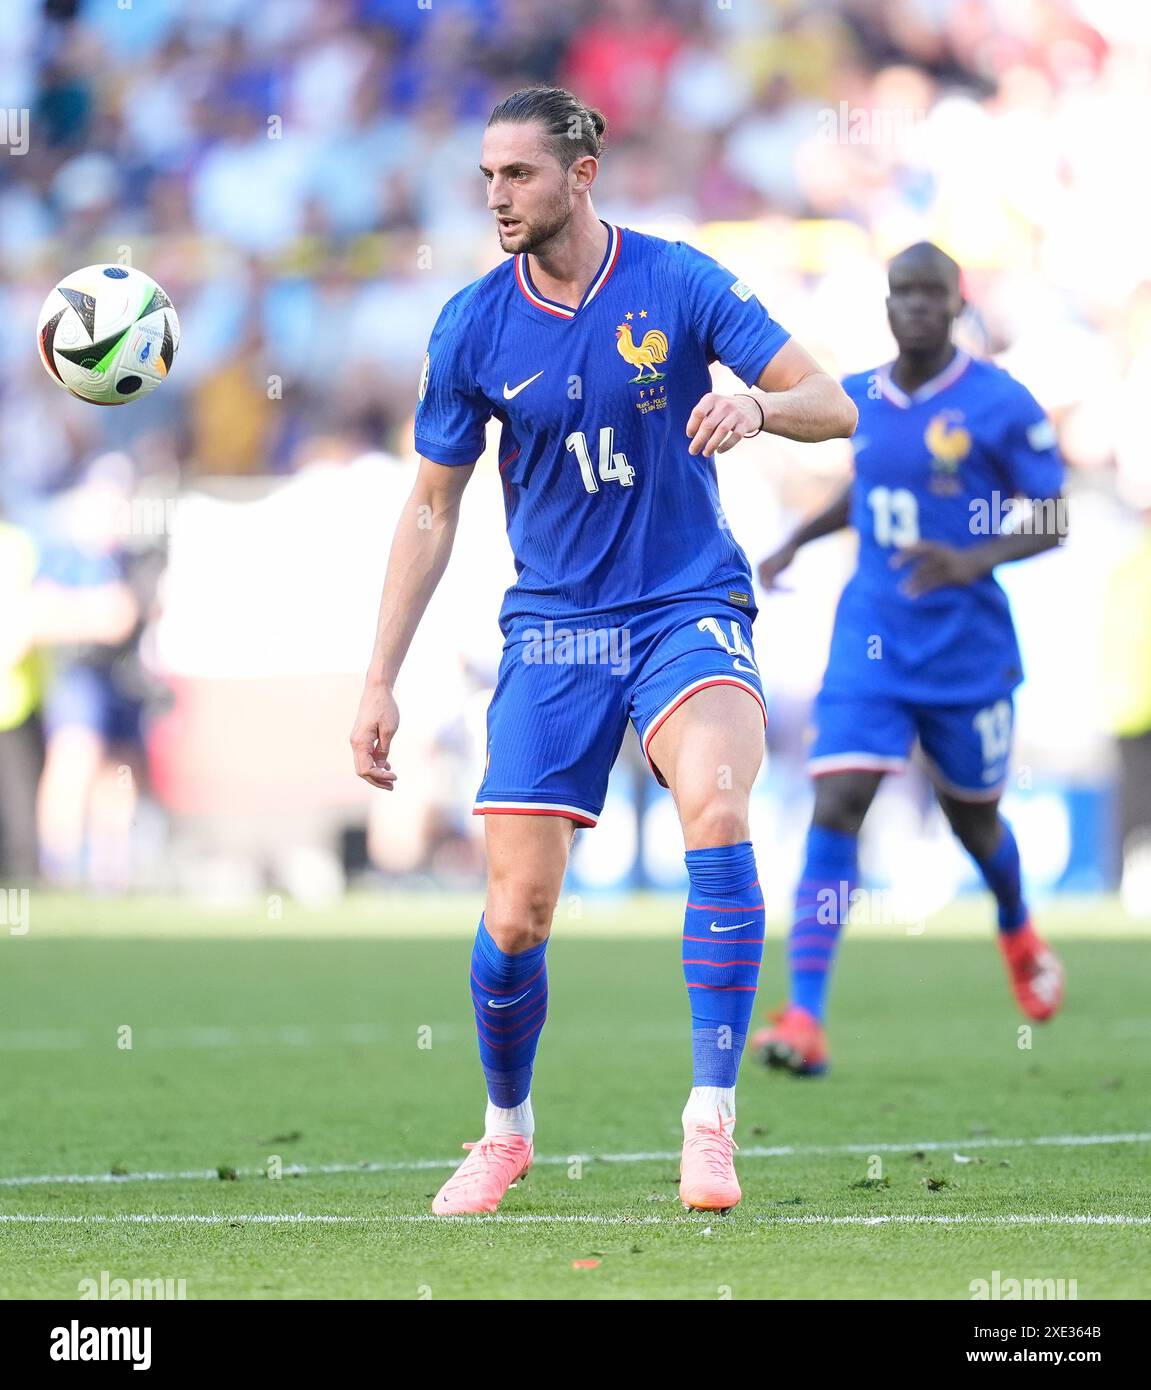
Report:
0,1213,1147,1228
1,1131,1147,1189
773,1215,1151,1226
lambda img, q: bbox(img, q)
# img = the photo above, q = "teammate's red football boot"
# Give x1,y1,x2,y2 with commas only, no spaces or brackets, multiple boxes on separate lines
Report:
749,1004,828,1076
999,921,1064,1022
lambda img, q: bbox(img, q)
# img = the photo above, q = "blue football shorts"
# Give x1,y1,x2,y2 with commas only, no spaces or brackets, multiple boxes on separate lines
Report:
46,665,145,746
807,689,1015,801
474,599,767,827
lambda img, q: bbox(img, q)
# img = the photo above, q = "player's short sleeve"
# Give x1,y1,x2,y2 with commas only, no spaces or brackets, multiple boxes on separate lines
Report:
413,294,491,466
996,379,1064,499
675,242,791,385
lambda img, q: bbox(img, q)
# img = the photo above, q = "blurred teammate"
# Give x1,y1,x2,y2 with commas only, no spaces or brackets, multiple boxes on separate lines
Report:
350,86,855,1213
35,459,161,890
751,242,1065,1077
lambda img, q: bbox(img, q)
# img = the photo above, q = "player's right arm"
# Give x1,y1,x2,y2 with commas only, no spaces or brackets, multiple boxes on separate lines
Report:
352,289,492,789
350,457,475,790
758,480,853,591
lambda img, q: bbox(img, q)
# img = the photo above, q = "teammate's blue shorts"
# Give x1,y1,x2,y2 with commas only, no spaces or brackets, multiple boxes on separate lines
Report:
46,665,144,746
475,599,767,827
807,690,1014,801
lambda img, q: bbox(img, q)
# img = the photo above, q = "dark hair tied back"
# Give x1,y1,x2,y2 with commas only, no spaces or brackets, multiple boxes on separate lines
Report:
487,86,608,167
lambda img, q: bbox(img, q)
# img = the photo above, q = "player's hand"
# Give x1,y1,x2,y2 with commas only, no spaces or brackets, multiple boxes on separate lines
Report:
350,681,400,790
757,542,797,592
686,393,761,457
891,541,984,596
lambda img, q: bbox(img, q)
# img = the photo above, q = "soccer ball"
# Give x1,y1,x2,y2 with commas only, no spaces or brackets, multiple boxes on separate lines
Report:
36,264,180,405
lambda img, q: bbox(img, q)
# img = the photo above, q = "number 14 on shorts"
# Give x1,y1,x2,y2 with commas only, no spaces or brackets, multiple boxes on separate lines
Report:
698,616,759,674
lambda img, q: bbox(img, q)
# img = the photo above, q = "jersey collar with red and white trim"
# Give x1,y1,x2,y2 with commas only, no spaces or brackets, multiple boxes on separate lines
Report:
878,349,971,408
513,222,622,319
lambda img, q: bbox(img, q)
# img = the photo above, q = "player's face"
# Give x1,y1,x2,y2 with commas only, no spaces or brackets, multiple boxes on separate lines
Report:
886,258,962,353
480,123,574,255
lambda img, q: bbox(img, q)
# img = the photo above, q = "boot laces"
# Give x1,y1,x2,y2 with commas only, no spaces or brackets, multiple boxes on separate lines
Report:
442,1137,525,1189
692,1109,739,1176
461,1136,523,1163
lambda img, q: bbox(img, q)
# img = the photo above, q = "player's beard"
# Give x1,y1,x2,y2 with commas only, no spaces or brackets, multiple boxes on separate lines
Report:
497,185,573,256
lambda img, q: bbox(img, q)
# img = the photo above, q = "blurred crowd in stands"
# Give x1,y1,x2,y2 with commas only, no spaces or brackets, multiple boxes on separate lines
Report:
1,0,1150,901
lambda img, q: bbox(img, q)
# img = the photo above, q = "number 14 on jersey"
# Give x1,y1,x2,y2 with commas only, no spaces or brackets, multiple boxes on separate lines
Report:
566,427,635,493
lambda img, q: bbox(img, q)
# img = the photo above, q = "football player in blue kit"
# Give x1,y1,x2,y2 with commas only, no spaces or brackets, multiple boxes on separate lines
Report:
751,241,1066,1078
349,86,856,1214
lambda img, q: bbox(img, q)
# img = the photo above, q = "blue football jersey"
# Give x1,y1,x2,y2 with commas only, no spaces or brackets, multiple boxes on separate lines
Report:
413,222,790,623
823,351,1064,705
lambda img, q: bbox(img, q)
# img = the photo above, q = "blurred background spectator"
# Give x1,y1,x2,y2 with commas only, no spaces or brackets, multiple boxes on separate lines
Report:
1102,502,1151,915
0,507,43,879
0,0,1146,905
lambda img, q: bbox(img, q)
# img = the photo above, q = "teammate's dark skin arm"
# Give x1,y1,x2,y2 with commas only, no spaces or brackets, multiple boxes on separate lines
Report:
893,513,1064,597
757,479,853,591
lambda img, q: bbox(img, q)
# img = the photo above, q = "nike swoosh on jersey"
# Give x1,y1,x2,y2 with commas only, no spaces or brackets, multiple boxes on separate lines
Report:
487,990,531,1008
503,371,544,399
733,659,759,675
709,920,755,932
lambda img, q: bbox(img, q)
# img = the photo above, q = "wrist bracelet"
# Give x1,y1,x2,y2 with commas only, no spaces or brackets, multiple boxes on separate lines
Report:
736,392,766,438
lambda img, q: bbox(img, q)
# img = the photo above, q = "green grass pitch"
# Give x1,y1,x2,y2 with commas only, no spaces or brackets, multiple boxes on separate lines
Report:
1,894,1148,1300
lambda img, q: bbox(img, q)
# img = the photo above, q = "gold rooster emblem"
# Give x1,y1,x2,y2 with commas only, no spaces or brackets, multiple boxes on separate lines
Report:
616,322,669,383
924,410,971,471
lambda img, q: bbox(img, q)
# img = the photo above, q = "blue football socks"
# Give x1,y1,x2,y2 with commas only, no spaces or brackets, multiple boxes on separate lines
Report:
682,841,765,1090
470,916,548,1115
788,825,858,1022
974,817,1028,933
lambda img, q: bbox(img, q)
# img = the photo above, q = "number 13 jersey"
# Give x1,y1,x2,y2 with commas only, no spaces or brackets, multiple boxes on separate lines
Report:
828,353,1064,706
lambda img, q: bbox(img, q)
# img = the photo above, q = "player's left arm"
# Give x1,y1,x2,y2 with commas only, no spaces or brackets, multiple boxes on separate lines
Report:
678,244,856,457
688,340,857,456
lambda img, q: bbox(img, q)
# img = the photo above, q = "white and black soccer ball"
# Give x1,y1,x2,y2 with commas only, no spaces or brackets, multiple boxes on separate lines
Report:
36,264,180,405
